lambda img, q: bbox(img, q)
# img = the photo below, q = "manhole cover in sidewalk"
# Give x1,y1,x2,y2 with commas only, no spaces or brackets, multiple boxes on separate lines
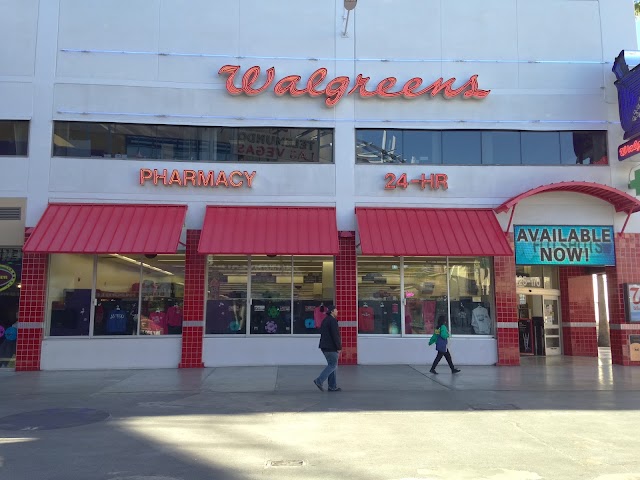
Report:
0,408,109,431
468,403,520,411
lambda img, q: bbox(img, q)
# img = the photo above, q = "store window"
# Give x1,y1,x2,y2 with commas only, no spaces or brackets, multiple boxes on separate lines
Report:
448,257,494,335
516,265,559,290
355,129,608,165
357,258,402,334
48,254,93,336
205,256,335,335
357,256,495,336
53,122,334,164
403,258,448,335
292,257,335,334
0,120,29,156
47,254,185,337
0,248,23,368
206,256,248,334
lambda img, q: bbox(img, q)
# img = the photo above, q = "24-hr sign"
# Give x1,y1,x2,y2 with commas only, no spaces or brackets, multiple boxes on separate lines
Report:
384,173,448,191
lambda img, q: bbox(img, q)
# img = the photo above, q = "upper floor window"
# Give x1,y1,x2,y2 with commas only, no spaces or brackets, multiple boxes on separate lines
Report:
356,129,607,166
52,122,334,164
0,121,29,156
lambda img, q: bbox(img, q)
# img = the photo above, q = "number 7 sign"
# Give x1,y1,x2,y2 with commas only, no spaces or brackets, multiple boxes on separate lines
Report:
625,284,640,322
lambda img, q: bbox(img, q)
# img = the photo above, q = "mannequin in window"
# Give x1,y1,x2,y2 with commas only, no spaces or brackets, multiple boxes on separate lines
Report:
471,303,491,335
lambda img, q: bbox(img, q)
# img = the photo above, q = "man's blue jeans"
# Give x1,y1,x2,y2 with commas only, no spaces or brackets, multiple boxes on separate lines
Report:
315,351,339,390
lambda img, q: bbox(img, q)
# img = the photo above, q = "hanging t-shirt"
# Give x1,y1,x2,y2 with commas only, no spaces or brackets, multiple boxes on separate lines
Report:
358,306,374,332
422,300,436,334
471,306,491,334
166,306,183,327
314,306,327,328
149,311,167,334
106,309,127,334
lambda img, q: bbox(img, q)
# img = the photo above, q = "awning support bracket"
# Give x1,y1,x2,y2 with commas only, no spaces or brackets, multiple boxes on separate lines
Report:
504,205,517,236
619,210,633,237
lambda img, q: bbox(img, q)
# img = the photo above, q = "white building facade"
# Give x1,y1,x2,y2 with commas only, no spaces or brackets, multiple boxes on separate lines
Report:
1,0,640,370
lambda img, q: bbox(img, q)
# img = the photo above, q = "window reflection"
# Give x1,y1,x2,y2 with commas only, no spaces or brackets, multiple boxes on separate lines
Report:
442,131,482,165
449,257,494,335
48,254,93,337
47,253,186,337
403,258,448,335
292,257,335,334
139,255,185,336
250,257,292,334
206,257,248,334
355,129,607,165
0,121,29,156
357,258,402,334
53,123,334,163
356,256,495,336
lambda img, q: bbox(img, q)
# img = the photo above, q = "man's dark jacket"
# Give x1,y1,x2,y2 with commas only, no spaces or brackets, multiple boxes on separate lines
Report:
318,314,342,352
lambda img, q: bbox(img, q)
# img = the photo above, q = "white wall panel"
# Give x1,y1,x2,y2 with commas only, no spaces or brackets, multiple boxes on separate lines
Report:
41,338,182,370
0,160,29,194
57,0,160,81
203,337,325,367
358,337,498,366
517,1,602,62
0,83,33,119
0,0,38,76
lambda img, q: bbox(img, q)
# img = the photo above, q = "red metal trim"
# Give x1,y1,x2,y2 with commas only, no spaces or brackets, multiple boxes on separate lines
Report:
619,210,633,237
494,181,640,215
505,205,516,236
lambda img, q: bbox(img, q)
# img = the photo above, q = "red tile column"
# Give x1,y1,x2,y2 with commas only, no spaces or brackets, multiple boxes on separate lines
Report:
336,232,357,365
179,229,205,368
559,267,597,356
494,234,519,365
15,230,47,371
606,233,640,366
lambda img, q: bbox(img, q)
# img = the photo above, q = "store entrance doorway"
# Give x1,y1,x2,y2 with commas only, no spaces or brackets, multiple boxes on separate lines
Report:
517,292,561,356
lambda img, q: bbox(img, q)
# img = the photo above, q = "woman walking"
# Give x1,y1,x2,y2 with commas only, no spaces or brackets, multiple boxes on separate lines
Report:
428,316,461,374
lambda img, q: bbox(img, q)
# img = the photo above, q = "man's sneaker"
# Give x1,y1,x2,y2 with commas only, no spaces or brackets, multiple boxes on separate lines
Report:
452,368,461,374
313,379,324,391
429,368,438,374
328,387,342,392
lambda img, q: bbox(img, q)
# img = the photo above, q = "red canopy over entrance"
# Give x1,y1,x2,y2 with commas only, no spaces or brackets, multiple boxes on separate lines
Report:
494,181,640,235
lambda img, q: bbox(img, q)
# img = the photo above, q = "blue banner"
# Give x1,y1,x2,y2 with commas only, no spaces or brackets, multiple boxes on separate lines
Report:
514,225,616,266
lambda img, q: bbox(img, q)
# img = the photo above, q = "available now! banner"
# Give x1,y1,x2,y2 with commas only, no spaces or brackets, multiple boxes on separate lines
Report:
514,225,615,266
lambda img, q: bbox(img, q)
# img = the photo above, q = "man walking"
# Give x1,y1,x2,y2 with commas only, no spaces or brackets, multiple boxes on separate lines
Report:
313,305,342,392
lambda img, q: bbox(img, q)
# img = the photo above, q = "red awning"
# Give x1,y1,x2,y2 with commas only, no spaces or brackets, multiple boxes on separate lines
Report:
23,203,187,254
356,208,512,256
495,181,640,214
198,206,339,255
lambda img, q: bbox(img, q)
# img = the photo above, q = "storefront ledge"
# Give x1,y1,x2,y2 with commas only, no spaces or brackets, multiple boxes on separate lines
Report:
338,321,357,327
563,323,597,328
16,322,43,329
43,335,183,339
610,324,640,330
183,321,205,327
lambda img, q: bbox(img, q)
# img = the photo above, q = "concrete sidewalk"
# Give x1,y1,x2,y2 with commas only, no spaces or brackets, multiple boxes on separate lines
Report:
1,357,640,480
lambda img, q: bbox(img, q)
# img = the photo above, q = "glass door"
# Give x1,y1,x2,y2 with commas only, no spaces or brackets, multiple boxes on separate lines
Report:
543,296,561,355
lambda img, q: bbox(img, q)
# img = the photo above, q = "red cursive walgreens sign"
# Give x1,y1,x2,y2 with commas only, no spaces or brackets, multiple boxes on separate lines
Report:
218,65,490,107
